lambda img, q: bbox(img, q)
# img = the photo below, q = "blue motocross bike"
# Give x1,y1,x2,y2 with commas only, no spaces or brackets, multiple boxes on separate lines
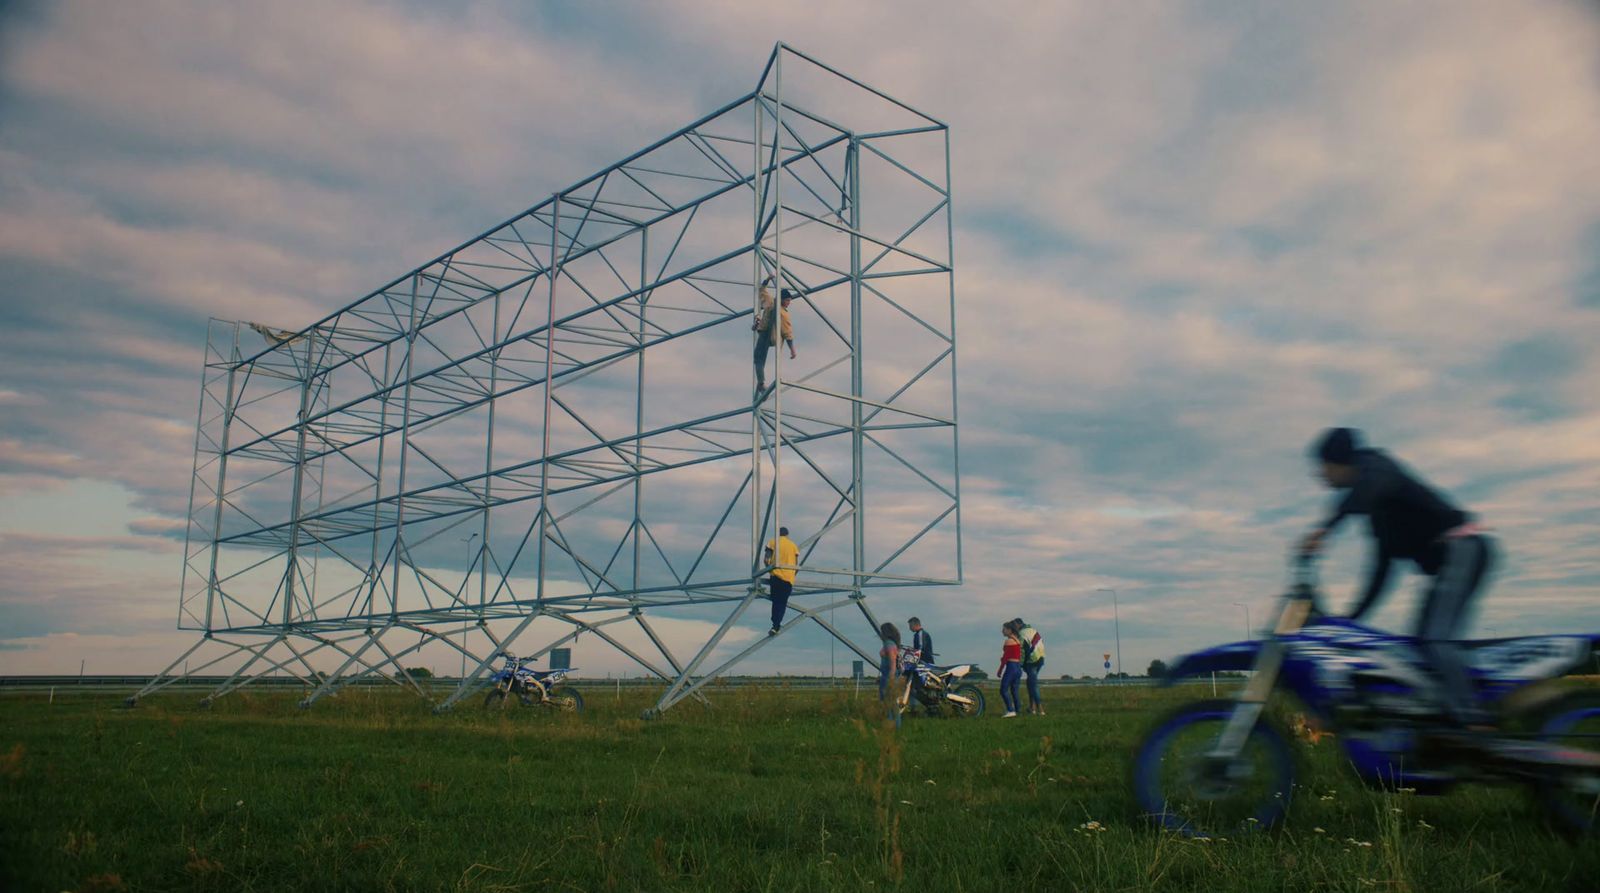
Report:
482,654,584,713
894,649,986,719
1132,554,1600,836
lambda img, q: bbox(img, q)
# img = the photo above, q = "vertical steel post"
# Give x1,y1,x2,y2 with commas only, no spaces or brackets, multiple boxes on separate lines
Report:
770,48,785,585
634,226,647,597
202,324,241,633
390,274,421,619
537,196,561,602
848,136,865,616
750,91,764,590
363,340,394,618
178,323,216,630
944,126,964,583
281,331,318,628
472,288,503,671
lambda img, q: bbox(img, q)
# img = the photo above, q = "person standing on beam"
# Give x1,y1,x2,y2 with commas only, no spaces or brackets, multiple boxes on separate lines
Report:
764,526,800,635
753,280,797,396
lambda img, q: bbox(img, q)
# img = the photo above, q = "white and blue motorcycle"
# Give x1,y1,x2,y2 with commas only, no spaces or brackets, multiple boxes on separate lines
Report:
1133,554,1600,836
482,654,584,714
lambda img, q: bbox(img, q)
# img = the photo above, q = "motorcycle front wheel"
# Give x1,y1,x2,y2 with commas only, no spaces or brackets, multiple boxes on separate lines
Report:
1534,691,1600,836
482,685,509,710
549,686,585,714
951,683,985,718
1132,699,1295,837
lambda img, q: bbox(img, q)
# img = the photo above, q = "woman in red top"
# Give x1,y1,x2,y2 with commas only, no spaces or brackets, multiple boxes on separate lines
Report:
998,622,1023,717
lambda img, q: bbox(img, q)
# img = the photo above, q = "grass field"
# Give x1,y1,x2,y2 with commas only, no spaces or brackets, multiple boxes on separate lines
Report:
2,683,1597,892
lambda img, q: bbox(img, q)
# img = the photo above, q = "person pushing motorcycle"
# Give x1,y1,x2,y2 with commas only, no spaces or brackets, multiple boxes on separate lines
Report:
1299,427,1495,737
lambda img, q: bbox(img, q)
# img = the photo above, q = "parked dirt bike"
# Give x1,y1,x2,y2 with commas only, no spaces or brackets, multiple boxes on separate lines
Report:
482,654,584,713
895,649,985,718
1132,553,1600,837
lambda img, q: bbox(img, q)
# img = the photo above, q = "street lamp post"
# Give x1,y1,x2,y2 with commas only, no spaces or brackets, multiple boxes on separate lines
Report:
1232,602,1252,640
1096,588,1121,681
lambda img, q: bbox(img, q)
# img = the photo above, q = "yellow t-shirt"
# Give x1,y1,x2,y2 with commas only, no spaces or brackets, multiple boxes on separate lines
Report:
766,536,799,583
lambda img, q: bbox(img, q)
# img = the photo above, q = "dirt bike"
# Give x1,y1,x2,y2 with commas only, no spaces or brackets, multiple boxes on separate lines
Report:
895,649,985,719
1132,553,1600,837
482,654,584,714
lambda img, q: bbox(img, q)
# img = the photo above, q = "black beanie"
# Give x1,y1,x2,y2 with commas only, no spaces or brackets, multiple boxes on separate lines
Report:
1313,427,1360,465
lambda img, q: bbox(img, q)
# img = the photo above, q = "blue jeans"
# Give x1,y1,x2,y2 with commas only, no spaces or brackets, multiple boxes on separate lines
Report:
878,653,893,701
999,662,1022,713
1023,660,1043,709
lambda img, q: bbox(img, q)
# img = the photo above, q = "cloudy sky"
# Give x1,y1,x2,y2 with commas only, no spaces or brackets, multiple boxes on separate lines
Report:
2,1,1598,680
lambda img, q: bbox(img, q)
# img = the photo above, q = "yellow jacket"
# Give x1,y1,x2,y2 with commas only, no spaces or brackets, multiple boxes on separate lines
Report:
765,535,799,583
755,288,794,343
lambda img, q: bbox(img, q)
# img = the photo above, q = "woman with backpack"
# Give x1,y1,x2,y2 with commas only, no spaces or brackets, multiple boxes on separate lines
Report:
998,621,1024,718
1011,617,1046,715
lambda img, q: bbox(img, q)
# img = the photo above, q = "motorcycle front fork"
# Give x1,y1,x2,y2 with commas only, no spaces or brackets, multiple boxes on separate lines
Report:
1209,599,1312,761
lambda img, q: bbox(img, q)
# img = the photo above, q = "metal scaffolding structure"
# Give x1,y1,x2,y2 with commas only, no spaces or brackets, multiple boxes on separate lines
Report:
128,44,961,717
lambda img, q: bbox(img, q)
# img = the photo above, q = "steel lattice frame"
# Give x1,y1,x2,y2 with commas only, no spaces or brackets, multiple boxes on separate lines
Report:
129,44,961,716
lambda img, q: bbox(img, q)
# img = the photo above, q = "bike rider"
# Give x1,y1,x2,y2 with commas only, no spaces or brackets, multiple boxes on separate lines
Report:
906,617,936,714
1299,427,1495,738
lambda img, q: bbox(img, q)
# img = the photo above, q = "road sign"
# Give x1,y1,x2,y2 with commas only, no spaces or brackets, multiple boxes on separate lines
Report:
1103,653,1111,661
851,660,864,680
1104,660,1111,671
550,648,571,670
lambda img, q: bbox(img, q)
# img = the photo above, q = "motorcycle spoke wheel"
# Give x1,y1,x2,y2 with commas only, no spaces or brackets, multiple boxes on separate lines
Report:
1133,699,1295,837
953,684,985,718
482,687,507,710
549,687,584,714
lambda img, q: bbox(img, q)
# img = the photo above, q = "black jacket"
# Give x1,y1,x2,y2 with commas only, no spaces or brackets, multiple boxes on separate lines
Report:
911,629,934,663
1321,449,1470,619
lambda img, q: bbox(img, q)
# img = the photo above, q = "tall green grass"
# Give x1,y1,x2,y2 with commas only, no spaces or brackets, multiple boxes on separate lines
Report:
1,684,1595,891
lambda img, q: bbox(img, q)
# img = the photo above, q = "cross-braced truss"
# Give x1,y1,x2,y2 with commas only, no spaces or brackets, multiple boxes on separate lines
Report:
130,44,961,716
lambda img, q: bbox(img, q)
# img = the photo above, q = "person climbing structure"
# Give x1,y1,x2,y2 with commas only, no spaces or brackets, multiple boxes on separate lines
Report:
753,281,797,395
763,525,799,635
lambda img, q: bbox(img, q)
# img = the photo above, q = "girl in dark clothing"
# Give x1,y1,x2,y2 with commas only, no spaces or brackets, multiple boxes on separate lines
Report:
878,622,901,702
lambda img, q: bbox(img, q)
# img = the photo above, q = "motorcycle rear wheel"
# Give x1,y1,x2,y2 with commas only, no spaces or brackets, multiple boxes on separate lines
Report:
1132,699,1296,837
1533,691,1600,836
549,686,585,714
952,683,985,718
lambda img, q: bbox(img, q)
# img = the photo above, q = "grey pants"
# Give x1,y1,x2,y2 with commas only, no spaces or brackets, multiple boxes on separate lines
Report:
1415,534,1494,725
